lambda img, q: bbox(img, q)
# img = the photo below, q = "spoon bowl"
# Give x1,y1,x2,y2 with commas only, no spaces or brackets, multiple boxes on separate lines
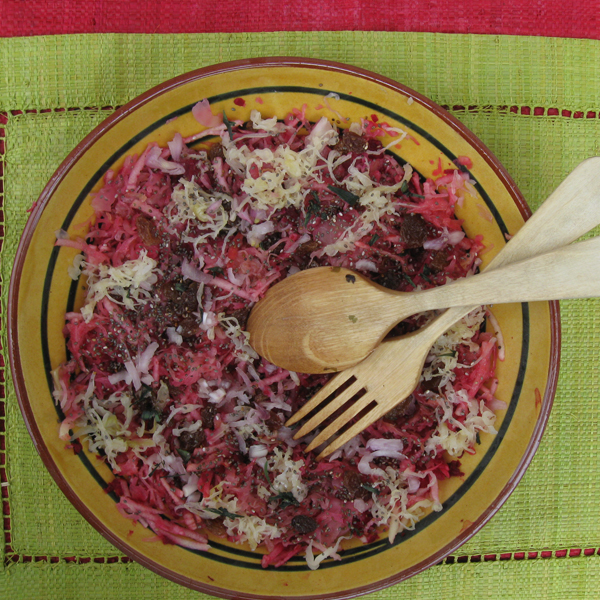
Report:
247,266,398,373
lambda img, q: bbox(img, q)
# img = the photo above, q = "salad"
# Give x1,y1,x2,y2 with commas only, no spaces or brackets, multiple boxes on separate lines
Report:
52,100,504,569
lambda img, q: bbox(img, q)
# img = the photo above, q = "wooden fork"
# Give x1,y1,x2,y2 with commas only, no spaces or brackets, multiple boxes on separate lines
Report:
286,157,600,459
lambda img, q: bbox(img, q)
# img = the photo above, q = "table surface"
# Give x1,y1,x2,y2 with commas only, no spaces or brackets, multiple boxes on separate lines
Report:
2,0,600,39
2,2,600,599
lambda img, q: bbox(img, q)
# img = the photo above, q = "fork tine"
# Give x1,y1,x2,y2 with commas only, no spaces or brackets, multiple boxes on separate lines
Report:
316,401,391,459
303,390,378,453
291,377,364,440
285,370,354,427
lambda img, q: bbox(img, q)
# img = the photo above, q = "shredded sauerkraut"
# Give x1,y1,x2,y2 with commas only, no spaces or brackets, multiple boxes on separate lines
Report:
53,101,504,569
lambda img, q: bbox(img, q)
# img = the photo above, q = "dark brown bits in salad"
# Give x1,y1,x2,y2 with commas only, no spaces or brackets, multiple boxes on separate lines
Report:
178,316,199,338
204,517,228,536
260,231,283,253
334,129,369,154
158,276,198,304
201,404,218,430
296,239,321,256
338,470,370,501
228,306,251,329
265,410,282,432
291,515,319,535
154,277,200,331
207,142,225,161
293,239,321,269
374,257,406,290
400,213,430,249
136,215,162,245
179,428,207,453
383,395,418,422
420,375,443,393
429,249,450,273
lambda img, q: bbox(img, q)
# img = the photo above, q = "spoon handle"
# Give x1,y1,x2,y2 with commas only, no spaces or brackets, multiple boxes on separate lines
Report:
412,157,600,340
405,235,600,315
488,157,600,269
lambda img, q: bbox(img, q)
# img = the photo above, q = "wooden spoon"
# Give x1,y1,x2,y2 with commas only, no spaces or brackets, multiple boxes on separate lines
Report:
247,159,600,374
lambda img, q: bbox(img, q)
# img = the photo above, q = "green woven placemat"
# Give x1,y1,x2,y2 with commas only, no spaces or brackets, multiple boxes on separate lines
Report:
2,32,600,599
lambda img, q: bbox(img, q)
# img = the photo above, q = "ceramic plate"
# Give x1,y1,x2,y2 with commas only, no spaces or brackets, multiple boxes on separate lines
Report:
8,58,559,599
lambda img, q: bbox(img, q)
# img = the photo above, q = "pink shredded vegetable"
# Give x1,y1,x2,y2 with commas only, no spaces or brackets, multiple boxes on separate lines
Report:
53,107,502,569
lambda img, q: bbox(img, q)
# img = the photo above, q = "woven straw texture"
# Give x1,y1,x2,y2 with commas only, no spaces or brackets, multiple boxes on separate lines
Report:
2,0,600,39
2,32,600,599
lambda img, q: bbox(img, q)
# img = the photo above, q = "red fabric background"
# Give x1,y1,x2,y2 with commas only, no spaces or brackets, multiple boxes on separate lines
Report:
1,0,598,39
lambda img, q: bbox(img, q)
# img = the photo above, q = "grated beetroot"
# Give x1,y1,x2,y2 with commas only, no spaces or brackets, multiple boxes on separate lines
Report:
53,106,502,568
